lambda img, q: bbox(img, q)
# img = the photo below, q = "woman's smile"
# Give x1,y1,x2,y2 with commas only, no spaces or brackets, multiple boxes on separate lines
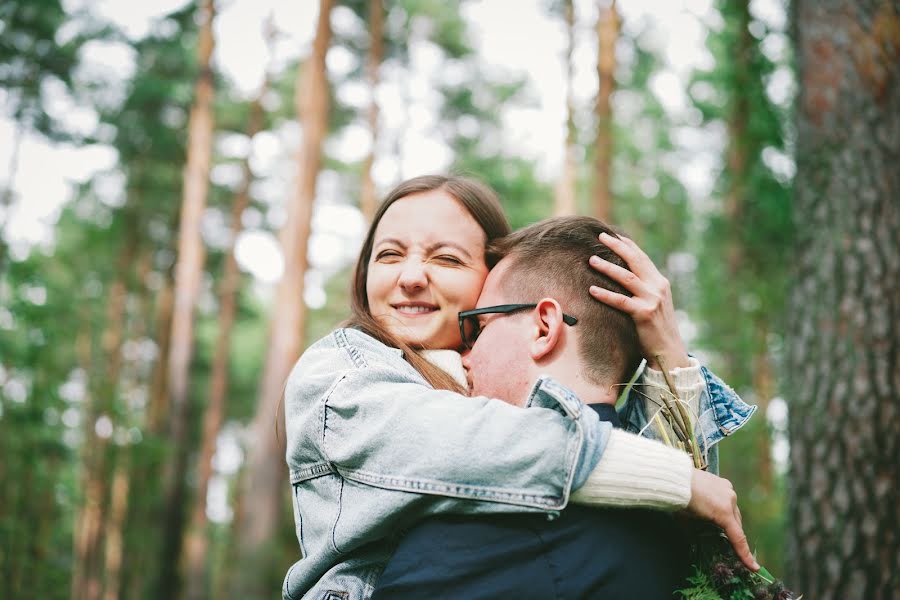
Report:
392,302,439,316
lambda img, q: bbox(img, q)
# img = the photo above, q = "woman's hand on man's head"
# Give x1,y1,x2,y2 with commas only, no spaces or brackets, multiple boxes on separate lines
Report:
588,232,691,371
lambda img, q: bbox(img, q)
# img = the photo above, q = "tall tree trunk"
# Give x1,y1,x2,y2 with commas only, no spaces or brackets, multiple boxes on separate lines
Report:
593,0,618,220
108,249,155,600
788,2,899,597
71,214,138,600
359,0,384,223
148,268,175,435
156,1,216,597
724,0,751,280
182,73,268,600
234,0,333,588
555,0,577,216
101,449,130,600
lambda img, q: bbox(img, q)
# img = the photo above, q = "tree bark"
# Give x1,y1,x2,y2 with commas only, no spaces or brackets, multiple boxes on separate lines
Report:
101,450,130,600
71,212,138,600
359,0,384,223
182,71,268,600
724,0,751,279
555,0,578,216
593,0,618,221
788,2,900,597
156,0,216,597
147,266,175,435
234,0,334,585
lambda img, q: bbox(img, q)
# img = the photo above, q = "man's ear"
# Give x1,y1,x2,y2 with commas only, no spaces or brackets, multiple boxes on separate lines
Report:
529,298,566,361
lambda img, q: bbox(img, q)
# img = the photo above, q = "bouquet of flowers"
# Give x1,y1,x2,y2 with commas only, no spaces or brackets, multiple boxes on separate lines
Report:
637,357,801,600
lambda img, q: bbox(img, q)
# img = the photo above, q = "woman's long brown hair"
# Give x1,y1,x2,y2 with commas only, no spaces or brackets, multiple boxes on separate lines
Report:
346,174,512,393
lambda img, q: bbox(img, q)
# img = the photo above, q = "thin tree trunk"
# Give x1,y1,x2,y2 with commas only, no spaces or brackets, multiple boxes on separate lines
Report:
593,0,618,221
234,0,334,587
71,214,138,600
182,72,268,600
148,269,175,435
108,249,154,600
359,0,384,223
101,450,130,600
555,0,577,216
724,0,751,279
68,315,94,599
156,1,216,597
788,1,900,597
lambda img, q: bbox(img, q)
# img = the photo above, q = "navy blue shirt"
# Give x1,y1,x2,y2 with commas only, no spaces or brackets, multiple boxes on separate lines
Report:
372,403,687,599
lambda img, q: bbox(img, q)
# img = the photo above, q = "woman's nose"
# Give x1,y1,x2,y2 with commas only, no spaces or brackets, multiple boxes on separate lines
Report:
398,259,427,291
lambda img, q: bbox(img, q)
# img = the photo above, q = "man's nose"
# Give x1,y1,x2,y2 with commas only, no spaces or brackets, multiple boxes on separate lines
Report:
397,259,427,291
460,348,472,369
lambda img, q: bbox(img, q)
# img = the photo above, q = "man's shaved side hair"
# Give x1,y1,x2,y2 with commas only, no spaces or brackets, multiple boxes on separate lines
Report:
487,216,642,388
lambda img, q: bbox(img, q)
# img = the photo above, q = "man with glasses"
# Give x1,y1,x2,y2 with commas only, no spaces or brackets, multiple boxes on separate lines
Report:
372,216,752,599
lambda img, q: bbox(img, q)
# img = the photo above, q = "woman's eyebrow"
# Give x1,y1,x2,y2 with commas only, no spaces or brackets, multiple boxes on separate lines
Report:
426,241,474,259
373,237,406,248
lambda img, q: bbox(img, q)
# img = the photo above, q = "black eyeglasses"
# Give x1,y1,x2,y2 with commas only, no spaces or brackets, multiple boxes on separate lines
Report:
458,303,578,349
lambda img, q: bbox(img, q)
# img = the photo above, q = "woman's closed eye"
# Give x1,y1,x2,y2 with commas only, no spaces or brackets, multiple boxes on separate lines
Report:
375,250,402,262
433,254,464,266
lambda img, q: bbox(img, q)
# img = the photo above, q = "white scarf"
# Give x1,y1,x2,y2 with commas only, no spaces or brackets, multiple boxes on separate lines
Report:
420,349,468,389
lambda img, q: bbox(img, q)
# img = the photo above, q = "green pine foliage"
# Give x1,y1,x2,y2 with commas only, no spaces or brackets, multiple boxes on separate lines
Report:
688,0,794,575
0,1,799,598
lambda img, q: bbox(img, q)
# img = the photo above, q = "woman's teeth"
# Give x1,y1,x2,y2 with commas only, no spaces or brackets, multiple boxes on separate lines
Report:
396,305,435,315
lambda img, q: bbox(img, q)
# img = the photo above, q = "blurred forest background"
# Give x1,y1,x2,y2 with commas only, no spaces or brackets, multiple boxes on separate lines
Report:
0,0,896,599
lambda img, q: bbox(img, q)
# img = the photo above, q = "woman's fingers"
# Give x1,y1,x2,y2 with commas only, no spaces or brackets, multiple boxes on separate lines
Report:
688,470,760,572
589,285,641,314
589,254,647,296
598,232,655,278
724,520,758,572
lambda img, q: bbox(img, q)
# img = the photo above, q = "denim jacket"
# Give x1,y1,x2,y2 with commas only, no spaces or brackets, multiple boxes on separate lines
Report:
619,364,757,474
283,328,754,600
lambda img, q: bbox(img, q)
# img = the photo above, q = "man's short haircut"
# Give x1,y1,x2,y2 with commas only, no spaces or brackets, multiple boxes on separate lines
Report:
487,216,642,388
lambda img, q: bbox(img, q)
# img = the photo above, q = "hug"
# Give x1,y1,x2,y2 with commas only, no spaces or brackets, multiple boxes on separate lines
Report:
282,175,757,600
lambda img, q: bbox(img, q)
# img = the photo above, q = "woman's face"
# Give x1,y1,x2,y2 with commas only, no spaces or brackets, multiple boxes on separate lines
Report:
366,189,490,349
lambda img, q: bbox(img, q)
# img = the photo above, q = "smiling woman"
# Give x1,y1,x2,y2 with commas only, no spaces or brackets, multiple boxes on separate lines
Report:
365,189,491,349
346,174,510,392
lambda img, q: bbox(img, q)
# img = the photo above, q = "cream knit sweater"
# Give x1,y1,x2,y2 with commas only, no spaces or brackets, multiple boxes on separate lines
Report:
423,350,698,511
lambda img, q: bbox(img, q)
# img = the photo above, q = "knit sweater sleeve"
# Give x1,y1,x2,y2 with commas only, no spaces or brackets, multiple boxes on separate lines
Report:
570,429,692,509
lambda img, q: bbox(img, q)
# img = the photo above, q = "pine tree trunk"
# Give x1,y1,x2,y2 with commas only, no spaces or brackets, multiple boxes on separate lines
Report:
148,268,175,435
71,214,138,600
555,0,577,216
101,450,130,600
593,0,618,221
233,0,334,590
788,2,900,597
156,0,216,596
724,0,751,279
182,73,267,600
359,0,384,223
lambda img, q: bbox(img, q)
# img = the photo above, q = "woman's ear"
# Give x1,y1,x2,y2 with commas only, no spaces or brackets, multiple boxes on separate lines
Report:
529,298,565,361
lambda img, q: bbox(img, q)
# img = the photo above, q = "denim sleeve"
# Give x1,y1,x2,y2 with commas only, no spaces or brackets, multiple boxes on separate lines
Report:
618,365,756,475
290,334,611,511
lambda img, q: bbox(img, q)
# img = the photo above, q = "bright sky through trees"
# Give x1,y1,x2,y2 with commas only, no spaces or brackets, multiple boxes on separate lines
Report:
0,0,791,295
